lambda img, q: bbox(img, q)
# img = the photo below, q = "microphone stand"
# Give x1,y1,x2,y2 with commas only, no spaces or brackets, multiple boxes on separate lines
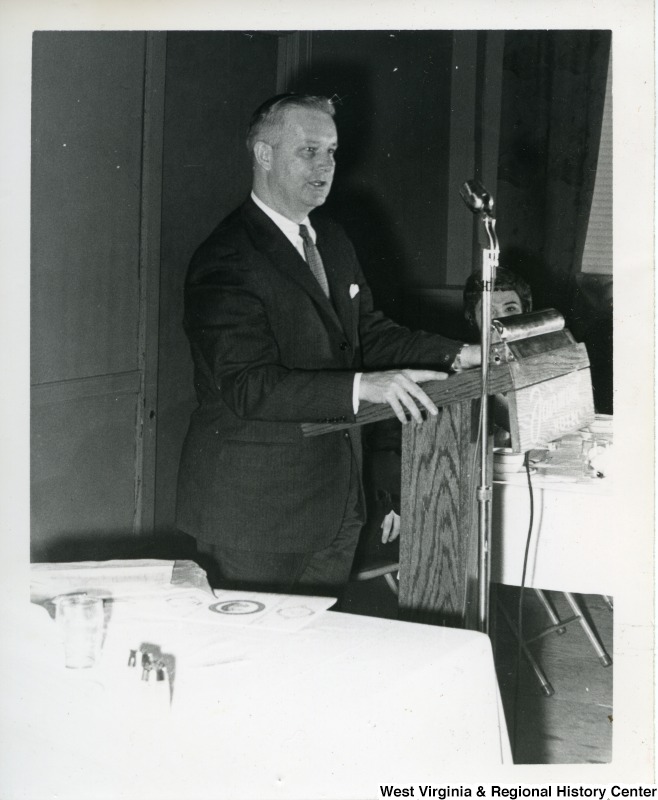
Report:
476,213,499,634
460,179,499,634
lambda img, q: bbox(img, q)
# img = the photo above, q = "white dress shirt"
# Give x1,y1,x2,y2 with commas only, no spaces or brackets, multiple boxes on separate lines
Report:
251,191,316,256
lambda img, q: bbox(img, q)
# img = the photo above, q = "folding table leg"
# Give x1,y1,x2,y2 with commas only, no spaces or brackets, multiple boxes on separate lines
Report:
563,592,612,667
533,589,567,635
497,600,555,697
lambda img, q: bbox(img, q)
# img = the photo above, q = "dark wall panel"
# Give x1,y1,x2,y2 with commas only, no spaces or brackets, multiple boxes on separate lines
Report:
31,32,149,558
31,31,146,384
31,394,138,559
297,31,453,318
155,31,280,532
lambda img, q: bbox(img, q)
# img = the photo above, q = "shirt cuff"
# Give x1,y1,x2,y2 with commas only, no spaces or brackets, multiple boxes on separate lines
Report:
352,373,362,414
450,343,470,373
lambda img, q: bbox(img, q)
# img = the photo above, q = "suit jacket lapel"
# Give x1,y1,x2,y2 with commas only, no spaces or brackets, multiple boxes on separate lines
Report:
242,199,347,337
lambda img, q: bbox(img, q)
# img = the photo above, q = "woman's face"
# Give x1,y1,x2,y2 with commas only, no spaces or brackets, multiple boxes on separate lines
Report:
474,290,523,331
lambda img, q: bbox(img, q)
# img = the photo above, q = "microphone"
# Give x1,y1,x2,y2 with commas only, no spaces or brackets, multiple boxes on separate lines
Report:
460,179,495,217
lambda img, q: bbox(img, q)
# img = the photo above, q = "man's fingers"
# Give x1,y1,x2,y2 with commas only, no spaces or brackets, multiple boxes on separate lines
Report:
398,388,426,423
381,512,393,543
382,376,436,422
387,395,409,425
402,369,449,384
383,377,426,422
390,513,400,542
381,511,401,543
399,369,450,416
359,369,450,421
395,374,438,417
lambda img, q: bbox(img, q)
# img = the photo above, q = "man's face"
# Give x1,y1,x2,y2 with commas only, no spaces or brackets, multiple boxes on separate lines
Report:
265,106,337,221
474,290,523,331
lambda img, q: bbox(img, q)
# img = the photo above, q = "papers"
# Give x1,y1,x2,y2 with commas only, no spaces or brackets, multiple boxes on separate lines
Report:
209,588,337,630
494,417,614,490
109,585,336,632
30,559,175,603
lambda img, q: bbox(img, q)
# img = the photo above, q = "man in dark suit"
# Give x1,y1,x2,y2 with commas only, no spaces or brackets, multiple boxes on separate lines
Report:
176,94,480,596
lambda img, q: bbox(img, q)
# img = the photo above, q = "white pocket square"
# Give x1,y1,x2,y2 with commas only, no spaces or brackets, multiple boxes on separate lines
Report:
349,283,360,299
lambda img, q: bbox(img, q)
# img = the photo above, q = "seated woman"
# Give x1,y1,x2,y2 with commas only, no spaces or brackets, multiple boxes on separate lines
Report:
462,267,532,339
463,268,533,446
352,267,533,573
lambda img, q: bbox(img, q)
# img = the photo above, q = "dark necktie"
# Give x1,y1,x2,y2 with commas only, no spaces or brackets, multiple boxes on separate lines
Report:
299,224,330,298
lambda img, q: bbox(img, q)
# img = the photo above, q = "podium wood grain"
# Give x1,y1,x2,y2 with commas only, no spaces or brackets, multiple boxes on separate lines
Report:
398,400,482,628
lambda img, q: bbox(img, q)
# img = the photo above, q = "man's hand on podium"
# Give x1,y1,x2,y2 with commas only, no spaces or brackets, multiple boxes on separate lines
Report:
359,369,448,424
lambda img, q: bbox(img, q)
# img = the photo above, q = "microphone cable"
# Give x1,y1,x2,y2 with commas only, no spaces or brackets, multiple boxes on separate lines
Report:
510,450,536,761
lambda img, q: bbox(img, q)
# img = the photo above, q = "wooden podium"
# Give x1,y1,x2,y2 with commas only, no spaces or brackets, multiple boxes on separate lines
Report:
303,313,595,631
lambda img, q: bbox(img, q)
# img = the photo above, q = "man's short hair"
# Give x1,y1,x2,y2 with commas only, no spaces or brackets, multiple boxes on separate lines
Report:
463,267,533,329
245,93,336,152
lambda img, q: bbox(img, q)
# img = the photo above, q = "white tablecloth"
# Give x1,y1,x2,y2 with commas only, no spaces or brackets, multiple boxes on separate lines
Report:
491,419,616,595
1,562,511,800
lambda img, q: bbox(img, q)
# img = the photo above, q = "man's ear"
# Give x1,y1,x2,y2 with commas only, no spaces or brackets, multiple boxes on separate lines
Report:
253,141,273,171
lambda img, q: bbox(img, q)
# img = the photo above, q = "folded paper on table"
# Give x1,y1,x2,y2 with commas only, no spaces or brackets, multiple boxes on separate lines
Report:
30,559,175,603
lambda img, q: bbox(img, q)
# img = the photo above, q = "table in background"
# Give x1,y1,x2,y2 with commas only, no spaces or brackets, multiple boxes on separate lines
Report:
491,416,615,596
1,560,511,800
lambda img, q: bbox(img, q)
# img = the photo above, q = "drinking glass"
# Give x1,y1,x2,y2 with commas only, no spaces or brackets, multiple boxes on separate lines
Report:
55,593,104,668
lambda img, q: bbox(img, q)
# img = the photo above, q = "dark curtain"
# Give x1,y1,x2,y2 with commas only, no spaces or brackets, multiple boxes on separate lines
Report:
496,30,612,411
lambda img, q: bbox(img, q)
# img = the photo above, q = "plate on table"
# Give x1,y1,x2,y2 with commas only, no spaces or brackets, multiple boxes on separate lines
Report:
209,600,266,615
